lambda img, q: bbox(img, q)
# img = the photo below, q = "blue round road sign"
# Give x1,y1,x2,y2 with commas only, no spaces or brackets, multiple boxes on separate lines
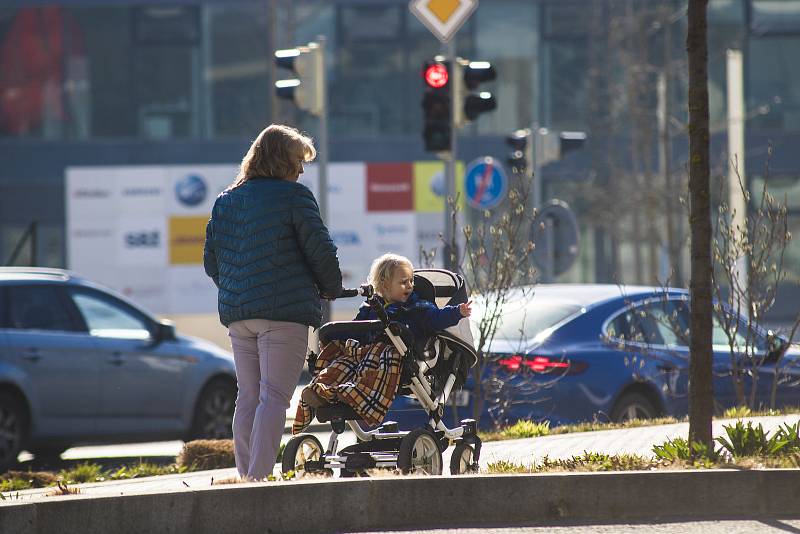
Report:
464,157,508,210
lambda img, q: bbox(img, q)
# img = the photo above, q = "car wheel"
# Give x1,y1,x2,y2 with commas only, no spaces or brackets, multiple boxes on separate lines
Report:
611,392,658,423
29,445,69,463
190,379,235,440
449,441,478,475
0,392,27,472
397,428,443,475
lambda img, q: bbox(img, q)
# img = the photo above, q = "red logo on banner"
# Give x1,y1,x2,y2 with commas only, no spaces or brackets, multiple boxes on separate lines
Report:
367,163,413,211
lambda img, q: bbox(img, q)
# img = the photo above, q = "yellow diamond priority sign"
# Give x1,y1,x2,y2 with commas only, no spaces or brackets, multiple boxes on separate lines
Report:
409,0,478,43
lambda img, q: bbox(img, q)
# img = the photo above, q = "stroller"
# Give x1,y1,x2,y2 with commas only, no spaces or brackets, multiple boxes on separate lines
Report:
281,269,481,476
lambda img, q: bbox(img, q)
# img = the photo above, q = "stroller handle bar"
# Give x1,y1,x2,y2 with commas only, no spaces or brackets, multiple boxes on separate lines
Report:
338,284,374,299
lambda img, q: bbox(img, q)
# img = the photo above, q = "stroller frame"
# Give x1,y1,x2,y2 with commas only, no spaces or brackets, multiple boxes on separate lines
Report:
282,269,482,476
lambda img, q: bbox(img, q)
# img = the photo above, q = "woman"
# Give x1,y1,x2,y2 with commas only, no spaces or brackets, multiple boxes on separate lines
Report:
203,124,342,480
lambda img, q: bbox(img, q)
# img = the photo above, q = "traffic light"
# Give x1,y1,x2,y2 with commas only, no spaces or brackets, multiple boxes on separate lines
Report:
421,58,452,152
454,59,497,127
506,128,533,177
558,131,587,156
274,42,324,116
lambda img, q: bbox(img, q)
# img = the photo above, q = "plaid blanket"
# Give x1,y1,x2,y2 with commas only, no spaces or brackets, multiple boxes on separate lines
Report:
293,340,403,434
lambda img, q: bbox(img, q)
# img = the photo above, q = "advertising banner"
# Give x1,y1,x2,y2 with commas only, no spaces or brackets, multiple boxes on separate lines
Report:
67,161,455,315
367,163,413,211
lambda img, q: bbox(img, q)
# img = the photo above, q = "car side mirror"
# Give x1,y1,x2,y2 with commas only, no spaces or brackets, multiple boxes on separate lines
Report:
766,332,786,361
154,320,177,344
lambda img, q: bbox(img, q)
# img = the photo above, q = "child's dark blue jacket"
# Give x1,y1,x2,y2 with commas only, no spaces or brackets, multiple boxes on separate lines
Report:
347,291,463,344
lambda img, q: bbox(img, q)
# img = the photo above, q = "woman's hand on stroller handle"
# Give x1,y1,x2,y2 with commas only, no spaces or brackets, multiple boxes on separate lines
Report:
337,284,374,299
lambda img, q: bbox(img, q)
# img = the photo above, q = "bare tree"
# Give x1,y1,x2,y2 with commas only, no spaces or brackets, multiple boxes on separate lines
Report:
421,168,564,428
686,0,714,452
713,151,800,409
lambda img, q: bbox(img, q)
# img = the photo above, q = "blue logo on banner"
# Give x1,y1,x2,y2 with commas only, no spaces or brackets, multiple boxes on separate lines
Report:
464,157,508,210
175,174,208,207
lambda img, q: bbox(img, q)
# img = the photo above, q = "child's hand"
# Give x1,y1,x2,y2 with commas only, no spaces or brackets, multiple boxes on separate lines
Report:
459,300,473,317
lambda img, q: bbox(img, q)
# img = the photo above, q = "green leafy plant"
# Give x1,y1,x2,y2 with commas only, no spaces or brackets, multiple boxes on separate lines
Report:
534,452,656,472
501,420,551,439
486,460,530,473
652,437,720,465
772,421,800,453
715,421,791,457
58,462,105,484
723,406,752,419
108,462,188,480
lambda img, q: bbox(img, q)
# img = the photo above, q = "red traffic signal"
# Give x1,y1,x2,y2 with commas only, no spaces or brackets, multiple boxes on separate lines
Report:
424,63,449,88
421,59,451,152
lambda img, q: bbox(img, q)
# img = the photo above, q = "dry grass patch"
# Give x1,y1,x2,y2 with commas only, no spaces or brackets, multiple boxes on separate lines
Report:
211,476,244,485
45,481,81,497
177,439,235,471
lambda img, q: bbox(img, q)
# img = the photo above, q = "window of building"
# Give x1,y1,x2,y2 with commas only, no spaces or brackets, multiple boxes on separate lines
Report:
207,1,271,137
748,37,800,132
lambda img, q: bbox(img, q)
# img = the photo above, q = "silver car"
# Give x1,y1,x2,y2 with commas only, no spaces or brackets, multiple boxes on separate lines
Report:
0,267,237,471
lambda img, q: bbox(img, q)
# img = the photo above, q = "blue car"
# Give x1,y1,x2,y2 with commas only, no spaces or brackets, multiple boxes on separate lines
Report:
386,284,800,430
0,267,237,470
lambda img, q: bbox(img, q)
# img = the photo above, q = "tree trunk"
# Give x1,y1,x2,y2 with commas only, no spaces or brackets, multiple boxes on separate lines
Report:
686,0,714,452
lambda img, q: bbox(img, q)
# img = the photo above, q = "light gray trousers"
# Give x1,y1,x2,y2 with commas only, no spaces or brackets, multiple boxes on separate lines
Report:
228,319,308,479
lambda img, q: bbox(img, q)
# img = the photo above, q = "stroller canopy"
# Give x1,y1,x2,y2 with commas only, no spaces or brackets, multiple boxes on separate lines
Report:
414,269,478,368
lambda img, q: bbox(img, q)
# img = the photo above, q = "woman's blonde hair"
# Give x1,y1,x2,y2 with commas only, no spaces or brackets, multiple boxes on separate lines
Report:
368,253,414,296
230,124,316,188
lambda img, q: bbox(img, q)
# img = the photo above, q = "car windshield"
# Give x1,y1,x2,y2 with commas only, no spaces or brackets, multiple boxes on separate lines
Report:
472,297,582,341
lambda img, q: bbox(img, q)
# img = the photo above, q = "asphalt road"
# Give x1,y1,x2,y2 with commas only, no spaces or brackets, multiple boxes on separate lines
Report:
353,519,800,534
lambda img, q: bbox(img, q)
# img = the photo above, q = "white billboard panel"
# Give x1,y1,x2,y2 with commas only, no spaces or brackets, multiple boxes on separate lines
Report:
67,224,116,272
66,167,118,221
116,217,168,267
114,167,167,216
166,165,237,216
167,265,218,314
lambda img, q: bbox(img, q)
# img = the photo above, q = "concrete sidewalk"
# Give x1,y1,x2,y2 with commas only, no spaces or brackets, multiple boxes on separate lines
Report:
4,414,798,504
482,414,800,467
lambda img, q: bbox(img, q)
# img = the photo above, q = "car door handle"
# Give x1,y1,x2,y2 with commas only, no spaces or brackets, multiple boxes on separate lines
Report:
23,348,41,363
108,352,126,366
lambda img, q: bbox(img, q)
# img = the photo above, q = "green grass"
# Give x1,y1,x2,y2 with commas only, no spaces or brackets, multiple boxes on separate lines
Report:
479,406,800,443
479,416,680,442
1,460,196,497
486,452,657,474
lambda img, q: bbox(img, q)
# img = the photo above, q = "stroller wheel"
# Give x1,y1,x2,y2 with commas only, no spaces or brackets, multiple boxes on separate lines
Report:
397,428,443,475
281,434,331,477
450,442,478,475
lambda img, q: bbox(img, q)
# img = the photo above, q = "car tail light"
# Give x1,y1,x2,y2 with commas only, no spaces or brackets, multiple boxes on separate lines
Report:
496,354,586,374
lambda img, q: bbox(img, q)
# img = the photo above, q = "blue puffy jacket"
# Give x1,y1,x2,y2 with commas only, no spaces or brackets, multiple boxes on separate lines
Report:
347,292,463,344
203,177,342,328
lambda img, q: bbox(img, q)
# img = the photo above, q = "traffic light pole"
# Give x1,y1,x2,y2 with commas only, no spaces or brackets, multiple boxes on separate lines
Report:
317,36,331,322
443,39,456,271
532,124,544,211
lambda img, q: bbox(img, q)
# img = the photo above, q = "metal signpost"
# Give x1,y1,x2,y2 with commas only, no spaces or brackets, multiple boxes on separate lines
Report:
531,200,580,282
410,0,478,269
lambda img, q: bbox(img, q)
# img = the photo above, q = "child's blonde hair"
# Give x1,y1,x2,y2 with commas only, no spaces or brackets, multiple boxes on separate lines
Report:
368,253,413,296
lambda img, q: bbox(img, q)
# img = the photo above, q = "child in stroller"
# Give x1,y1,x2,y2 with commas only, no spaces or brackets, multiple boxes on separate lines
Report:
293,253,471,433
283,254,482,476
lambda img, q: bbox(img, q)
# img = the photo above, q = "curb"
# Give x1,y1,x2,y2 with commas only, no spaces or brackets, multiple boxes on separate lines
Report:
3,469,800,533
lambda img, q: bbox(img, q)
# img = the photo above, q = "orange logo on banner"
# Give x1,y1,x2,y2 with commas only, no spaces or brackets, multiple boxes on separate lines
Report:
169,216,207,265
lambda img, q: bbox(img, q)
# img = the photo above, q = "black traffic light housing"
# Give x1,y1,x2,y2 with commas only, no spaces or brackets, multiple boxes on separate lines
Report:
421,58,451,152
455,60,497,126
274,43,324,115
506,128,532,176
